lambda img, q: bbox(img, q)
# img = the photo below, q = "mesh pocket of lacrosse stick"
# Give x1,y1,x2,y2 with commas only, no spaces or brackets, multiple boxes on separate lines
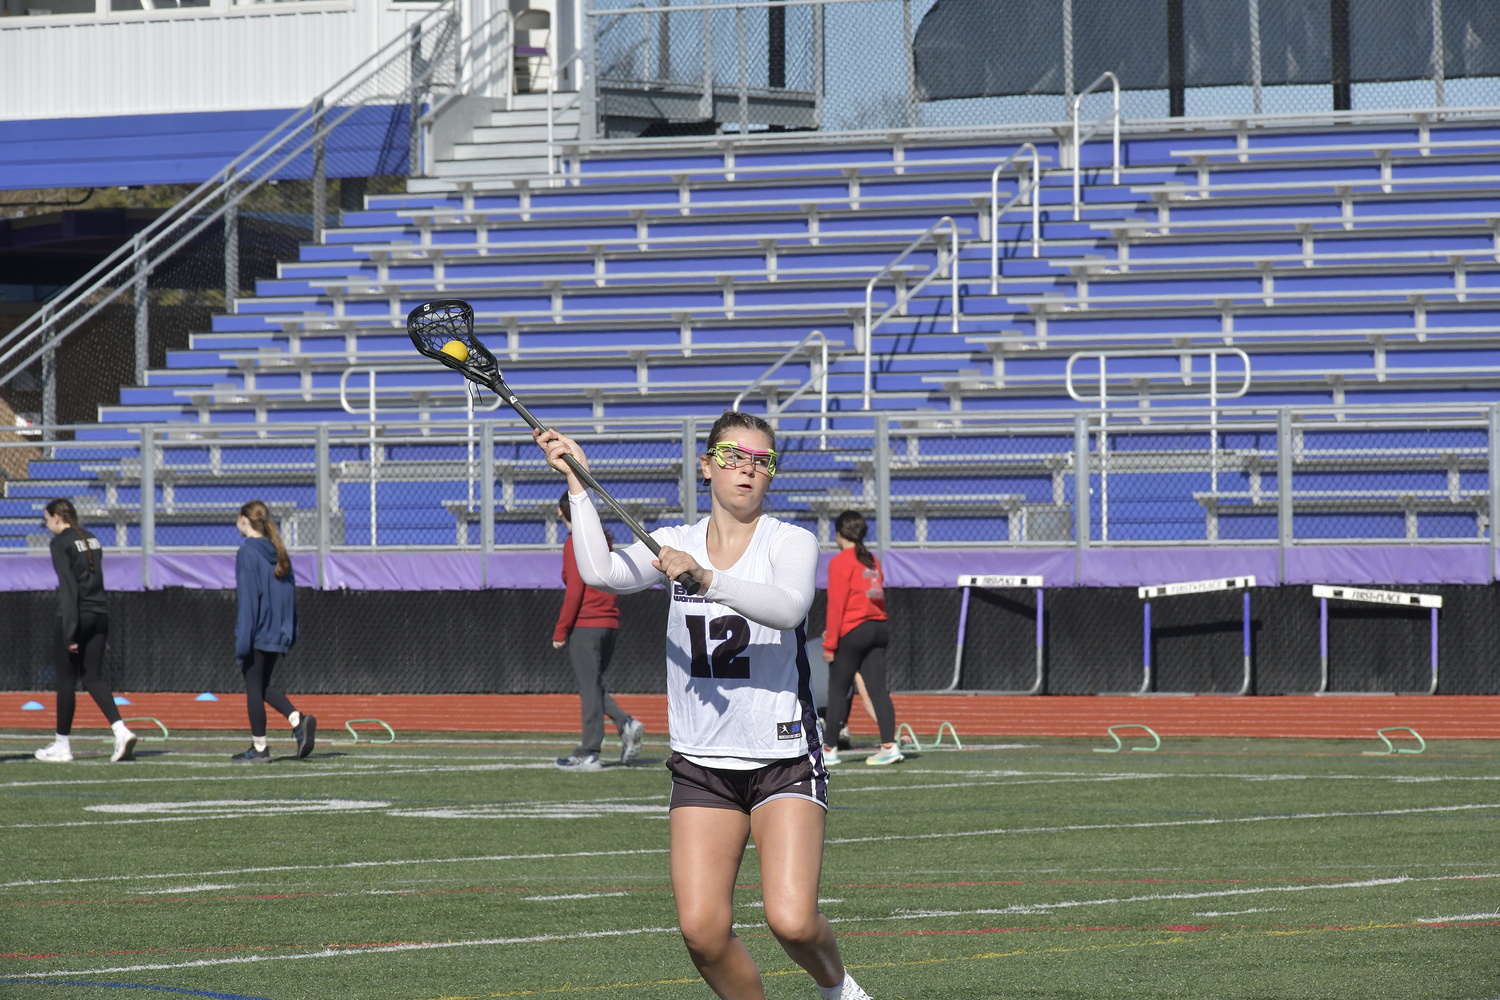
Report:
407,299,497,384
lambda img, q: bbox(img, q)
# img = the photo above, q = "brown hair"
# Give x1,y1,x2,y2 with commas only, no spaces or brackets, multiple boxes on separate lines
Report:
835,509,876,568
46,497,94,573
706,410,776,453
240,499,291,579
557,489,612,546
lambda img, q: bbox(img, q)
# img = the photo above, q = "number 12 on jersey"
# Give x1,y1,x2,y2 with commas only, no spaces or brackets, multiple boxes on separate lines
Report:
685,614,751,678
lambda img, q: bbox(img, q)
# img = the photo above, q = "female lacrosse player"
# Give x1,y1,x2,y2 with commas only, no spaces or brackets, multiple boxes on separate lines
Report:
232,500,314,763
34,499,136,763
821,510,900,767
536,412,875,1000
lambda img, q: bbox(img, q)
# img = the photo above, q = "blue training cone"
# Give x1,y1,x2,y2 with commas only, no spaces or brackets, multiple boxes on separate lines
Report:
114,696,131,705
194,692,219,702
21,701,44,711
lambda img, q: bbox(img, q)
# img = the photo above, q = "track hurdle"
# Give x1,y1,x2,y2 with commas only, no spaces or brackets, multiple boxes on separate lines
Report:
951,575,1044,693
1136,576,1255,695
119,717,169,742
1093,724,1161,753
1312,585,1441,695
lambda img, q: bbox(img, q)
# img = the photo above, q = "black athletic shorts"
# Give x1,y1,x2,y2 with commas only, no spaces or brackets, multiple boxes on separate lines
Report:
666,752,829,814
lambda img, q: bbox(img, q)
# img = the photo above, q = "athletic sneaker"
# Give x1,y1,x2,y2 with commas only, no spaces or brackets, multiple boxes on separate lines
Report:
231,746,272,764
836,726,852,750
293,715,317,759
865,745,904,766
619,719,645,765
819,973,874,1000
33,741,73,763
555,753,602,772
111,728,138,763
822,746,841,766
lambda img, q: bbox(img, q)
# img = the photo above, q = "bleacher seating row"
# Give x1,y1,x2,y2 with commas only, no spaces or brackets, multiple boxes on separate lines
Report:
7,116,1500,549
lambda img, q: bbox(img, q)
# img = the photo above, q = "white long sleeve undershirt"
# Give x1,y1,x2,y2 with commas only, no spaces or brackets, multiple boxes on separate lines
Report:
567,490,817,630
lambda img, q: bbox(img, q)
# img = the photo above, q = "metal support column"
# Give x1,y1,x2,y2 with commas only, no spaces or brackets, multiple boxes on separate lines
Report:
316,423,330,589
481,421,495,586
224,185,240,307
41,335,56,444
1278,407,1293,580
681,418,699,525
1073,412,1089,573
312,99,327,245
875,414,891,558
1061,0,1074,121
901,0,915,127
134,237,148,386
409,24,424,176
1432,0,1445,106
140,426,155,589
1489,404,1499,581
1250,0,1263,114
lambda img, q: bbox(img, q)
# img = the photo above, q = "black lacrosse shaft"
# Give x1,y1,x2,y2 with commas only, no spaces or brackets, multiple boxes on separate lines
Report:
490,376,702,596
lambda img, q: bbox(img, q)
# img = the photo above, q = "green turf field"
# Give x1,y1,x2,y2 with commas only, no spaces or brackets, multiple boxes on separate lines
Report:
2,732,1498,999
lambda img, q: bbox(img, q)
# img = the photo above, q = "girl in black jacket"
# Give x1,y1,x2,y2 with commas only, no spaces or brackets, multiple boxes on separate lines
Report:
35,499,136,763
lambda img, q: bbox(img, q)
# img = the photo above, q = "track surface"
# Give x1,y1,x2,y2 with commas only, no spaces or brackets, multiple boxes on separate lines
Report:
2,692,1494,739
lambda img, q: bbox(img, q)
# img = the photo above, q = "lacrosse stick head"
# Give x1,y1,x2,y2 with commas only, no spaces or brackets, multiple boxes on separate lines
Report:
407,299,499,386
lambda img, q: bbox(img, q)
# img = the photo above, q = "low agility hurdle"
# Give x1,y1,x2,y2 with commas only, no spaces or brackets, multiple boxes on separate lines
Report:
1136,576,1255,695
951,575,1044,693
1312,585,1441,695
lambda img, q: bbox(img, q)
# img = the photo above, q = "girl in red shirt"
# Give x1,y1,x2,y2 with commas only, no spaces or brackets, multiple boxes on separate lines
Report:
553,490,644,770
822,511,901,766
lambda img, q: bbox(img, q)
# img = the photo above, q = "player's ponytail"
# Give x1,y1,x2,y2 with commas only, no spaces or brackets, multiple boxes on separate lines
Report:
46,497,94,573
835,509,876,569
240,499,291,579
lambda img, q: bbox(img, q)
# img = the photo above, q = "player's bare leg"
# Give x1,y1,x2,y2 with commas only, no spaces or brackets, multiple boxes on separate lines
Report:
670,806,765,999
750,796,846,988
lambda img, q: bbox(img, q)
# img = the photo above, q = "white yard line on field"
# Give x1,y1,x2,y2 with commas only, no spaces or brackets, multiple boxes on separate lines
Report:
824,802,1500,846
7,803,1497,891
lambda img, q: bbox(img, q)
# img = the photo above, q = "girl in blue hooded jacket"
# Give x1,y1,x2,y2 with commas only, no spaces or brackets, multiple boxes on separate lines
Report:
233,500,315,763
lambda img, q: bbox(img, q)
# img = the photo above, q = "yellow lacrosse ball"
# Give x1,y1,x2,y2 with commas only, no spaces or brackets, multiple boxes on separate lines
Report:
440,340,469,362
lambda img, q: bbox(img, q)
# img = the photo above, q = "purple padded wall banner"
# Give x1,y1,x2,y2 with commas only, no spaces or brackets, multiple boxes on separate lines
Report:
1283,545,1492,586
324,552,484,591
486,552,564,590
1078,547,1281,587
0,554,60,591
880,548,1078,588
146,552,319,589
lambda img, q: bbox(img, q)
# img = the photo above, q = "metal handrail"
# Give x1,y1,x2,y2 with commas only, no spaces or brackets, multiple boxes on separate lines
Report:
863,216,962,409
1067,347,1250,542
732,330,831,440
1072,70,1120,221
990,142,1042,294
421,7,514,129
0,0,461,389
547,45,590,177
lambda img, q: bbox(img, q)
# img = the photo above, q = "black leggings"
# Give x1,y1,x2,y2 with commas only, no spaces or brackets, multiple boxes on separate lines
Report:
825,619,895,746
242,649,298,738
56,613,121,736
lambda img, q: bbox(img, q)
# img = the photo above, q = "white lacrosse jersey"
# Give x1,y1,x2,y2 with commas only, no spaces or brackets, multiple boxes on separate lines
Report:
656,516,819,761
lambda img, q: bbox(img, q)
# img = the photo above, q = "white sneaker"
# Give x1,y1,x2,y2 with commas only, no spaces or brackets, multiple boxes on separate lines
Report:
821,973,873,1000
34,741,73,763
823,746,841,766
111,729,138,763
865,745,905,766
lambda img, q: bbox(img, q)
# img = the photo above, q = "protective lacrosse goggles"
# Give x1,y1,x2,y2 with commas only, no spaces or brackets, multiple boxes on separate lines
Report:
710,440,777,477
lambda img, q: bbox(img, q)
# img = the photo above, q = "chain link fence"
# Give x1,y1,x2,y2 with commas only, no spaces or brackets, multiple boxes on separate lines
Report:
4,407,1499,554
588,0,1500,138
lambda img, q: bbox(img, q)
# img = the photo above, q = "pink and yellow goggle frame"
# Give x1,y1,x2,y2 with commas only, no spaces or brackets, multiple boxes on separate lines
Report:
709,440,777,477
